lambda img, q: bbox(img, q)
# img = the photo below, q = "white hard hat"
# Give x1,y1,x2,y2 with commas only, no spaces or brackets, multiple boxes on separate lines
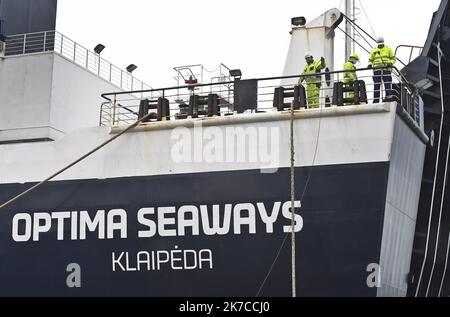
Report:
304,51,313,59
376,36,385,44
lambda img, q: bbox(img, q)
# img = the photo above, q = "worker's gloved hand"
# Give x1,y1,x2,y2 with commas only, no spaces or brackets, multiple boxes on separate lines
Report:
321,57,326,64
367,64,373,69
386,63,393,67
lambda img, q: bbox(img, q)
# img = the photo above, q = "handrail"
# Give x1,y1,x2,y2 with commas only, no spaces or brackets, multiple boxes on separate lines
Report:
2,29,56,37
99,65,422,129
101,66,411,100
4,30,152,93
395,45,424,64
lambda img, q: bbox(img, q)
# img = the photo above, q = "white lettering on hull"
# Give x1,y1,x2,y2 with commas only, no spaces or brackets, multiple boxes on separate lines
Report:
12,201,302,242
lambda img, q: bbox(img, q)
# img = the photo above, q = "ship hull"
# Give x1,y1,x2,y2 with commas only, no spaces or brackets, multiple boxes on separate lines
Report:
0,163,388,297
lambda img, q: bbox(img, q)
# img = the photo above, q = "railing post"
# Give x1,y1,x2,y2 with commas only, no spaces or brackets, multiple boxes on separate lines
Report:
112,95,117,126
99,103,103,127
60,34,64,54
120,71,123,89
23,34,27,54
109,63,112,82
98,56,101,76
43,31,47,51
401,80,404,108
73,42,76,61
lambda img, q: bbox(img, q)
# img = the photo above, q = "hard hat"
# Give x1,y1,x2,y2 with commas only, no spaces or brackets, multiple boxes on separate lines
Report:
376,36,385,44
304,51,313,59
350,52,359,61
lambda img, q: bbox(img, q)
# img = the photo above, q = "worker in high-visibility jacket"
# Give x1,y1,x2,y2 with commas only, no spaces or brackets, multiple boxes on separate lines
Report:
343,52,360,101
368,36,396,103
299,52,326,108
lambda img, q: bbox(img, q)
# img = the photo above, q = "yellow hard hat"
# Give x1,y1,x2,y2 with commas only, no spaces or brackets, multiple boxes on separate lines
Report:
350,52,359,61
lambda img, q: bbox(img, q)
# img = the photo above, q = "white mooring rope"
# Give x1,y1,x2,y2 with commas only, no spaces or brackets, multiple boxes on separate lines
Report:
0,112,154,210
290,101,297,297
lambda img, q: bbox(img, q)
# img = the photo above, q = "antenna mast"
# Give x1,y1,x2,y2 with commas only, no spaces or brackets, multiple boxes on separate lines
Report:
345,0,354,61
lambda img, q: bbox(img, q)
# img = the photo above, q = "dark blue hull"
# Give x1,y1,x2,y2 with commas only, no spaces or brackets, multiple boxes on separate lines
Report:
0,162,389,296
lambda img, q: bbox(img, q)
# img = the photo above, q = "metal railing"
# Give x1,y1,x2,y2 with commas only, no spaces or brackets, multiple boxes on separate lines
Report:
396,45,424,64
173,64,232,86
3,30,151,93
100,66,422,128
172,63,233,106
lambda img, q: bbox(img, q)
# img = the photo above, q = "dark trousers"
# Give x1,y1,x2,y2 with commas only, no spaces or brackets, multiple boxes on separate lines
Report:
373,70,392,103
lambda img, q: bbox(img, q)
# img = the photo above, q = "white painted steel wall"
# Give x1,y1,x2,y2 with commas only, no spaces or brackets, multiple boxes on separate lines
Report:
0,53,54,141
0,52,135,142
0,103,397,184
282,8,341,85
49,54,134,138
282,27,334,82
378,118,427,297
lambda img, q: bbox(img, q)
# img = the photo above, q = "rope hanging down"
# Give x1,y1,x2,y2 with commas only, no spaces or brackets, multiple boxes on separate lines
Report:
290,101,297,297
256,104,323,297
0,112,155,210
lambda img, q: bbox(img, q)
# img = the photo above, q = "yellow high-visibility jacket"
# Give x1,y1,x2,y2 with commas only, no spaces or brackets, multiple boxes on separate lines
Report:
368,45,396,71
300,59,326,85
343,61,357,84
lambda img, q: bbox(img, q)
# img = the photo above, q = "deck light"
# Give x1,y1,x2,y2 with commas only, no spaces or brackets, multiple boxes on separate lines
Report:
229,69,242,80
292,17,306,27
126,64,138,73
94,44,105,55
